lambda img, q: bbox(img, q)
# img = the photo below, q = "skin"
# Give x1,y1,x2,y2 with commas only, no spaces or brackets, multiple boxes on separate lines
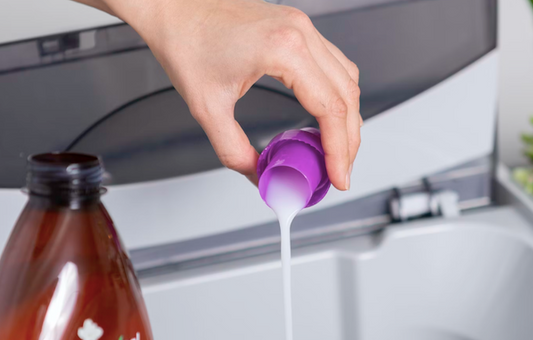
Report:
73,0,362,190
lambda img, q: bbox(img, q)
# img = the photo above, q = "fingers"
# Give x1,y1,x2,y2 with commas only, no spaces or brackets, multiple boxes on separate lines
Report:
316,31,363,127
344,79,362,164
304,31,361,168
193,105,260,185
317,109,351,191
316,31,359,82
311,30,362,165
267,32,350,190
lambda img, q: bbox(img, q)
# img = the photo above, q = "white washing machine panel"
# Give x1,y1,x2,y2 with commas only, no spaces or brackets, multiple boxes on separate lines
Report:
140,207,533,340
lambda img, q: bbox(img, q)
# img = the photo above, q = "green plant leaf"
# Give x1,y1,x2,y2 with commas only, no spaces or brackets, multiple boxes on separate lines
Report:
118,336,123,340
530,0,533,9
524,144,533,163
525,147,533,158
522,133,533,144
513,167,531,185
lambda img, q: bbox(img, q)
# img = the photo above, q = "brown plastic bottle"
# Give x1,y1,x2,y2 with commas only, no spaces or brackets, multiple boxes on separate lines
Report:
0,153,153,340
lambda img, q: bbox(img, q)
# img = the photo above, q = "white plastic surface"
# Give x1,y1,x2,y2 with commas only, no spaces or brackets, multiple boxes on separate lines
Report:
0,0,121,45
141,207,533,340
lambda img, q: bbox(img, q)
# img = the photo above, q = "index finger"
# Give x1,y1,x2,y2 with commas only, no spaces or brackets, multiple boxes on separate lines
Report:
269,45,351,190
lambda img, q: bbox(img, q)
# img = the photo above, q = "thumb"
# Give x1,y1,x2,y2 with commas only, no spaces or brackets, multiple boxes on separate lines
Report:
193,105,259,185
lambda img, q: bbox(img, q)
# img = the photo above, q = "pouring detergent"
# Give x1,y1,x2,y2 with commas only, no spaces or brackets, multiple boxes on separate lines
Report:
257,128,331,340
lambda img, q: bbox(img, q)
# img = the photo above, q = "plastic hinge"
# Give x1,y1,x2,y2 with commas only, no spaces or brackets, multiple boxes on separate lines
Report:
390,187,460,222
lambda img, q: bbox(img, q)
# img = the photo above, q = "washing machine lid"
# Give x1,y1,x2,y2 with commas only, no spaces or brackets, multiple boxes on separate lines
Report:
0,0,478,45
0,0,498,249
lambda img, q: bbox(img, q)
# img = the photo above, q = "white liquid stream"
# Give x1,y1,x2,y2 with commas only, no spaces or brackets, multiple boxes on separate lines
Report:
265,168,310,340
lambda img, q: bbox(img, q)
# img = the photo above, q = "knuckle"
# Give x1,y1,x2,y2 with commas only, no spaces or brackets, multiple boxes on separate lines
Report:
219,154,247,172
346,79,360,104
348,62,360,80
329,97,348,119
189,106,214,126
189,107,206,123
284,7,313,28
271,25,306,51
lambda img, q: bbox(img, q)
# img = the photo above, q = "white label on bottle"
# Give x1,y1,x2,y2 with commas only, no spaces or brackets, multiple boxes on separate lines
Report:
77,319,103,340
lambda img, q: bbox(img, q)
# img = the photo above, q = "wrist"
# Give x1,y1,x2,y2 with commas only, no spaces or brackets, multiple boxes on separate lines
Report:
100,0,196,44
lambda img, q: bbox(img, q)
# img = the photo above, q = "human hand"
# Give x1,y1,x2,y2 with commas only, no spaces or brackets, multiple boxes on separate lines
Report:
77,0,362,190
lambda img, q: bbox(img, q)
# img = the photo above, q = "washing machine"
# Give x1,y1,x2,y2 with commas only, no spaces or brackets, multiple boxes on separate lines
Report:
3,0,531,339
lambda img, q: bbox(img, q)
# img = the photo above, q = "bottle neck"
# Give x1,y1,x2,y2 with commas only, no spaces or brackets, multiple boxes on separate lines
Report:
26,191,103,210
25,153,106,210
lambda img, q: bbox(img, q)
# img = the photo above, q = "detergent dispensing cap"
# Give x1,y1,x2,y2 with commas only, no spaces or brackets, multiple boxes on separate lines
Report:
257,128,331,208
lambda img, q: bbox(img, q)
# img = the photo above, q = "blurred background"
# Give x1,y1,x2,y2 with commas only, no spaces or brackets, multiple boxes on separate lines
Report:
498,0,533,167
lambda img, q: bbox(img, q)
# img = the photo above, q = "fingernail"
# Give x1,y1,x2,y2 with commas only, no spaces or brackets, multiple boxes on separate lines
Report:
359,116,364,127
345,164,353,190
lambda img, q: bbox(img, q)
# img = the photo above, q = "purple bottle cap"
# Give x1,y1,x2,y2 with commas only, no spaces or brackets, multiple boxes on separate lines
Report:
257,128,331,208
